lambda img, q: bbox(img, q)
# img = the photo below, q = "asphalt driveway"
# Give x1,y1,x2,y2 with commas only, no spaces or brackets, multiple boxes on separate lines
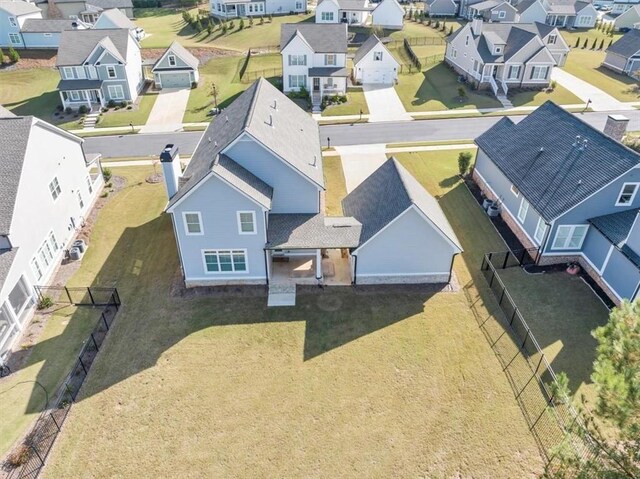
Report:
363,84,413,123
140,88,191,133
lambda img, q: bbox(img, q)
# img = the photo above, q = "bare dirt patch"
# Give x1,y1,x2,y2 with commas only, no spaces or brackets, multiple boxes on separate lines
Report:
141,46,240,65
0,50,57,71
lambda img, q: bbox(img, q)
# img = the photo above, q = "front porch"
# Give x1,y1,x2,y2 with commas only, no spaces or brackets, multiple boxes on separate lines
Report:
58,80,105,111
308,68,349,109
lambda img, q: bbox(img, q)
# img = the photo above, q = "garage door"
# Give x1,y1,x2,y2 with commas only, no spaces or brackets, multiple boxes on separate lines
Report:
159,72,191,89
363,69,393,85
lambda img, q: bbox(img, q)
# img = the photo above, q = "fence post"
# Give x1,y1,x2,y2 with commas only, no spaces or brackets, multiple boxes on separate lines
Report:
87,287,95,305
90,333,99,351
30,444,45,468
499,287,506,306
489,269,495,287
519,248,527,265
78,357,88,375
502,252,509,269
65,286,73,304
102,312,110,331
50,412,61,431
521,328,531,350
510,307,518,326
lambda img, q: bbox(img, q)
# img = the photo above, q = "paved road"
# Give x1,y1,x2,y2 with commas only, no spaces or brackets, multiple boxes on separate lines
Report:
85,110,640,158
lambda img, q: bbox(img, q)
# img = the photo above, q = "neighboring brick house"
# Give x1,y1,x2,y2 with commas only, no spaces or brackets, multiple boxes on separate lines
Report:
473,101,640,304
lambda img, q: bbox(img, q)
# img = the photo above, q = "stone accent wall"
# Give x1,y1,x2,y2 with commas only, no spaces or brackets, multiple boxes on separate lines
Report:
356,274,451,285
473,170,537,250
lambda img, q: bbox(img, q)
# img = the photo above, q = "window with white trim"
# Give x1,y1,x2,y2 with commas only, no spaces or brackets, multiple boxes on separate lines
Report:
107,66,117,78
183,212,203,235
552,225,588,250
324,54,336,66
74,66,86,79
321,11,334,21
547,34,557,44
86,176,93,194
373,51,383,61
62,66,74,79
498,10,506,19
534,218,547,244
507,65,521,79
9,17,18,27
530,66,549,80
168,55,176,66
288,75,306,89
517,198,529,223
510,184,520,197
296,1,303,9
203,250,247,273
49,177,61,201
49,231,59,252
616,183,639,206
31,258,43,281
9,33,20,44
69,90,81,101
288,54,306,66
77,191,84,209
107,84,125,99
577,16,592,26
237,211,256,234
495,46,503,54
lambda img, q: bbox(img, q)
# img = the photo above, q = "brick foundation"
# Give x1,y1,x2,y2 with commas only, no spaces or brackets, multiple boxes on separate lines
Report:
356,274,450,285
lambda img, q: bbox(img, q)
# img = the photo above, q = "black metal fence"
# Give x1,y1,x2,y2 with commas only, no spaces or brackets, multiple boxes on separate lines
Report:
5,288,120,479
386,36,447,49
403,38,422,70
477,253,607,476
397,54,443,74
240,67,283,84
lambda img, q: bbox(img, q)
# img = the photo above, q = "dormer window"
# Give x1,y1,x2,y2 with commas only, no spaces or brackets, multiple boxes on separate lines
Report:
168,55,176,66
374,51,383,61
495,46,503,54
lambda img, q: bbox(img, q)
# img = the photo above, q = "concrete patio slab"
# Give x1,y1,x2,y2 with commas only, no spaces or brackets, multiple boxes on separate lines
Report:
363,85,413,122
140,88,191,133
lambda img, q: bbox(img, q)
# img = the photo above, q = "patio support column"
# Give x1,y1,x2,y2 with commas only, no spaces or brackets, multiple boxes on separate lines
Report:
59,91,67,110
315,249,322,280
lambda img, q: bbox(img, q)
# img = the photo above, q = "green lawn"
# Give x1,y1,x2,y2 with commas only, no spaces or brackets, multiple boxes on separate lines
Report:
323,90,369,117
42,162,546,478
562,49,640,102
509,84,583,107
136,7,313,51
97,92,158,128
0,307,102,457
395,62,502,111
322,156,347,216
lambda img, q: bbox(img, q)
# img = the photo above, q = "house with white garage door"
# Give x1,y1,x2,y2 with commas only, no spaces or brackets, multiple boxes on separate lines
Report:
353,34,399,84
315,0,373,25
152,41,200,89
371,0,404,29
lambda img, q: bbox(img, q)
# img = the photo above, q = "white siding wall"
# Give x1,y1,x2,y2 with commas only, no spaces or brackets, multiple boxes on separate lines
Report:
123,34,143,102
281,36,314,91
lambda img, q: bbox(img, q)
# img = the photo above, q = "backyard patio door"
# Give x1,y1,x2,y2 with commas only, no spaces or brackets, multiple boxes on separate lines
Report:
238,4,245,16
313,77,320,92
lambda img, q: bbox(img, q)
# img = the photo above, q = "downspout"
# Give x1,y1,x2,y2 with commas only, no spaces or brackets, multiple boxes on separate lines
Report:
632,279,640,303
448,252,458,284
351,252,357,286
263,249,270,286
168,213,186,281
538,218,553,265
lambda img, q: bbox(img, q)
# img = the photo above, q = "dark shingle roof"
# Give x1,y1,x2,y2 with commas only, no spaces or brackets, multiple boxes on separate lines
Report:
0,248,18,292
342,158,462,250
475,102,640,221
153,41,199,71
280,23,347,53
0,0,41,15
589,209,638,247
56,28,130,66
57,79,103,90
516,0,538,13
353,34,381,65
21,19,82,32
0,117,33,234
94,8,135,29
213,154,272,209
167,78,323,210
266,214,362,249
35,0,133,7
607,30,640,58
307,67,349,77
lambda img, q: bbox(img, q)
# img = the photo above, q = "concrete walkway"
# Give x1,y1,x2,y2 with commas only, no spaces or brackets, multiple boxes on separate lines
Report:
335,144,388,192
140,88,191,134
363,85,413,122
551,68,635,112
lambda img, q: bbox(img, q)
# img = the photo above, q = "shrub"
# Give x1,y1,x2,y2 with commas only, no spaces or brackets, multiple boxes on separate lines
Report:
101,107,108,113
78,105,88,114
65,106,72,114
550,79,557,90
434,20,440,29
458,151,472,176
249,16,253,27
206,21,213,36
103,167,112,182
0,48,4,64
107,99,116,108
268,14,272,22
457,86,467,98
229,20,235,29
100,191,109,198
182,11,192,24
37,296,54,310
8,47,19,63
6,444,31,468
119,101,127,108
239,18,244,30
56,104,63,111
126,105,132,110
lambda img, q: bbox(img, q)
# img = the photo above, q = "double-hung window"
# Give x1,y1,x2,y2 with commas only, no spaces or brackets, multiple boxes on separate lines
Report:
237,211,256,234
552,225,589,250
77,191,84,209
168,55,176,66
498,11,506,19
183,212,203,235
321,12,334,21
49,177,61,201
8,33,20,45
530,66,549,80
507,65,521,80
107,66,117,79
288,75,306,89
87,176,93,194
374,51,383,61
534,218,547,244
9,17,17,27
616,183,639,206
203,250,247,273
288,54,306,66
31,258,43,281
49,231,59,252
108,84,124,99
517,198,529,223
547,34,557,44
324,54,336,66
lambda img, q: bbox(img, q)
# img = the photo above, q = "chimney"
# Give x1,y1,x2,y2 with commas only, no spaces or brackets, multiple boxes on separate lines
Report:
603,114,629,142
471,16,483,36
160,144,181,199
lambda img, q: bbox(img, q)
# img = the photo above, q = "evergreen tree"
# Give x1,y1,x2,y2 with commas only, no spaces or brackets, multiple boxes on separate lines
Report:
0,48,4,64
582,37,588,48
7,47,19,63
239,18,245,30
575,37,580,48
599,38,604,50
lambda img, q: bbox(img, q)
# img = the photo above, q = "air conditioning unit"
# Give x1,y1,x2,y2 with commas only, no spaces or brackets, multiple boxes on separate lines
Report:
73,239,87,253
69,247,82,260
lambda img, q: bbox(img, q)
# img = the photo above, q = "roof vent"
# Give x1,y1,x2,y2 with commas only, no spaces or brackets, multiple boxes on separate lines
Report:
208,137,211,142
310,155,317,167
267,114,273,127
272,99,277,110
225,115,229,123
572,135,581,148
214,141,218,147
579,138,588,151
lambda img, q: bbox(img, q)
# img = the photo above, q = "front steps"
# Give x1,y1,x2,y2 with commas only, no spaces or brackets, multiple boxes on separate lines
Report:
83,111,100,129
267,282,296,307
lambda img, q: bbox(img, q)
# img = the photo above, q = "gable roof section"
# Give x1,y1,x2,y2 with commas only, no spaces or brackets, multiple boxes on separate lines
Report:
0,105,15,118
373,0,404,13
475,102,640,221
336,0,371,10
280,23,347,53
0,116,33,235
212,154,273,209
56,28,130,66
153,41,199,71
342,158,462,250
353,34,393,65
266,214,362,249
35,0,133,7
167,78,323,209
0,0,41,15
607,29,640,58
21,18,83,32
589,209,640,268
472,22,560,63
515,0,538,13
95,8,134,29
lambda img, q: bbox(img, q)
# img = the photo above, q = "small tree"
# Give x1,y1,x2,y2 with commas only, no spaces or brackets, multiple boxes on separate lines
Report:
249,16,253,27
435,20,440,29
209,81,219,108
206,21,213,36
457,86,467,99
239,18,245,30
458,151,472,176
608,39,613,48
0,48,4,64
193,18,202,32
575,37,580,48
598,38,604,50
591,38,597,50
8,47,19,63
221,21,228,33
582,37,588,49
441,20,446,31
268,13,272,22
260,16,264,25
229,19,235,30
448,25,453,36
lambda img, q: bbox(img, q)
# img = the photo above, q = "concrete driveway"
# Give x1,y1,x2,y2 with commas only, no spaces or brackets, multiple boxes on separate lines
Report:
551,68,634,112
140,88,191,133
335,144,387,192
363,84,413,123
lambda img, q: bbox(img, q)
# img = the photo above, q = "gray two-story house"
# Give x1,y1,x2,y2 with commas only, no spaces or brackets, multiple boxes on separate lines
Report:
474,101,640,304
0,0,42,48
162,78,462,305
35,0,134,23
55,28,143,111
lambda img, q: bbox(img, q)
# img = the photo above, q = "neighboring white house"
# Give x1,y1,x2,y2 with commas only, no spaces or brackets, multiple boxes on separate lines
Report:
280,23,348,107
613,5,640,30
445,19,569,100
515,0,597,28
161,78,461,306
371,0,404,29
0,112,103,358
315,0,372,25
611,0,640,15
152,41,200,89
210,0,307,18
353,34,399,84
93,7,144,40
55,28,144,111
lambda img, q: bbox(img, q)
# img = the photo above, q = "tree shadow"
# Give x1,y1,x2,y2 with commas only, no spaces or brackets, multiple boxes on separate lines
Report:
438,175,459,189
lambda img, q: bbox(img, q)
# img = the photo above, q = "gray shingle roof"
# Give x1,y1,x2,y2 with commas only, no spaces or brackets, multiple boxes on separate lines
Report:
336,0,371,10
607,29,640,58
475,102,640,221
57,79,104,90
213,154,272,209
167,78,323,210
589,209,638,247
281,23,348,53
95,8,134,29
471,0,500,11
353,34,381,65
21,18,82,32
308,67,349,77
266,214,362,249
0,248,18,292
0,0,41,15
0,116,33,235
56,28,130,66
0,105,15,118
342,158,462,250
35,0,133,7
516,0,538,13
153,41,199,71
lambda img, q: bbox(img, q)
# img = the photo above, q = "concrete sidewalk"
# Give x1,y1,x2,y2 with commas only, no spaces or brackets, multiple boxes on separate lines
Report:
551,68,635,112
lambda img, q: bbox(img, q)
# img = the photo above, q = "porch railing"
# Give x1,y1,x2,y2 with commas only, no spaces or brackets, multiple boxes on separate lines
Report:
489,76,498,96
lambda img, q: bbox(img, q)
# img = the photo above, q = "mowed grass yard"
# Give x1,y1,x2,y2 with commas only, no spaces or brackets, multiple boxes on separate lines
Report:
42,159,547,477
